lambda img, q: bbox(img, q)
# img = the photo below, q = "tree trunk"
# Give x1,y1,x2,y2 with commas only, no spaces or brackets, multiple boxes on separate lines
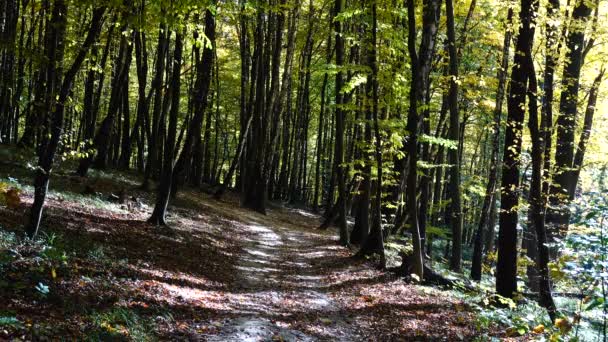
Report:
27,5,105,237
568,69,604,200
496,0,537,299
172,6,216,196
470,7,512,281
401,0,440,279
242,2,268,214
333,0,349,245
445,0,463,272
141,23,168,189
358,1,384,264
148,31,183,225
526,49,557,322
77,13,132,176
546,0,594,240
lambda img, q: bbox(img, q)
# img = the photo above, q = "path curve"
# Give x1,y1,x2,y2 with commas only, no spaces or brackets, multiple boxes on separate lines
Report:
202,203,358,341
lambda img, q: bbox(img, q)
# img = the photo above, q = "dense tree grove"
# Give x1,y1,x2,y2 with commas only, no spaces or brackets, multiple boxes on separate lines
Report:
1,0,608,328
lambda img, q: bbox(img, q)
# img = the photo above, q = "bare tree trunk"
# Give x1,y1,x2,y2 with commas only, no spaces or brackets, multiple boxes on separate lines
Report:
27,5,105,237
148,30,183,225
496,0,537,299
333,0,349,245
471,8,512,281
547,0,594,240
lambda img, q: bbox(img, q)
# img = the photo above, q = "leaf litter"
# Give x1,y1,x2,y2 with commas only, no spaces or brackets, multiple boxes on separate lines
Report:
0,169,502,341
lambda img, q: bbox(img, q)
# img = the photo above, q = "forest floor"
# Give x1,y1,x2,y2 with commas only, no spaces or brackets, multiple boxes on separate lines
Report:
0,154,496,341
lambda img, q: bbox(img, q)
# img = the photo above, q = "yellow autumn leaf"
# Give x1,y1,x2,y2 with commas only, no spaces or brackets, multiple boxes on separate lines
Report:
533,324,545,334
4,188,21,209
554,318,572,333
51,268,57,279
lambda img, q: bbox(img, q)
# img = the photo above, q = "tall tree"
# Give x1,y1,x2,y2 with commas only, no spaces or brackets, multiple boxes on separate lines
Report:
445,0,463,272
568,69,604,200
546,0,595,240
496,0,538,299
471,7,513,281
525,45,558,321
148,30,184,225
333,0,349,245
27,4,106,237
358,0,385,264
241,0,269,214
172,4,216,195
77,5,133,176
402,0,441,279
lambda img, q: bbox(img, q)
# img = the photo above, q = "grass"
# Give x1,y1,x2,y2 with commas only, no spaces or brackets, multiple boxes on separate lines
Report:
89,307,156,342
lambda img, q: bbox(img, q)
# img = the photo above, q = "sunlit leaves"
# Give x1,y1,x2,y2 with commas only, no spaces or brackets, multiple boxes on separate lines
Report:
419,134,458,150
0,182,21,210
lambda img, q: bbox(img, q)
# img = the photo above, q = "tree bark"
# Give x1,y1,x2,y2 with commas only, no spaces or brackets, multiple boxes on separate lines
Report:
526,49,557,322
172,6,216,196
27,5,106,237
333,0,349,245
445,0,463,272
471,8,513,281
547,0,594,240
148,30,183,225
496,0,537,299
568,69,604,200
401,0,440,279
358,1,384,264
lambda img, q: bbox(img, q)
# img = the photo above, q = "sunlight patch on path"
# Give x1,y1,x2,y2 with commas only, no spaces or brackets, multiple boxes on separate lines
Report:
204,217,358,341
206,317,314,342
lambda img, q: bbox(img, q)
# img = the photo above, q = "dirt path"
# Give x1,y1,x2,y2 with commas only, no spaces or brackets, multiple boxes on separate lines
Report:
191,197,359,341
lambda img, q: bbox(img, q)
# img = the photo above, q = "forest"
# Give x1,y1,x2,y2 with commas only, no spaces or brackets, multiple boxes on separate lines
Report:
0,0,607,339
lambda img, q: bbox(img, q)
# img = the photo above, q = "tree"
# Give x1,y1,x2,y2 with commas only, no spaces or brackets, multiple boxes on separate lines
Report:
172,4,216,196
27,4,106,238
526,46,557,321
358,0,384,262
445,0,463,272
546,0,595,241
401,0,441,280
471,7,513,281
333,0,349,245
148,30,184,226
496,0,538,299
77,4,133,176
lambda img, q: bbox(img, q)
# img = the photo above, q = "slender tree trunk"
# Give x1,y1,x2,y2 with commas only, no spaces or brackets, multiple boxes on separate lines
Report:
526,50,557,322
547,0,594,240
148,31,183,225
471,8,513,281
133,24,149,173
242,2,268,214
77,13,132,176
333,0,349,245
568,69,604,200
496,0,537,299
446,0,463,272
141,23,168,188
27,5,105,237
172,6,216,196
359,1,384,264
401,0,440,279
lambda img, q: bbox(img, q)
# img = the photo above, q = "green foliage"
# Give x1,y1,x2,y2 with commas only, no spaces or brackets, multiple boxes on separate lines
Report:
0,316,22,328
419,134,457,149
426,225,450,239
89,307,156,341
0,228,70,299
